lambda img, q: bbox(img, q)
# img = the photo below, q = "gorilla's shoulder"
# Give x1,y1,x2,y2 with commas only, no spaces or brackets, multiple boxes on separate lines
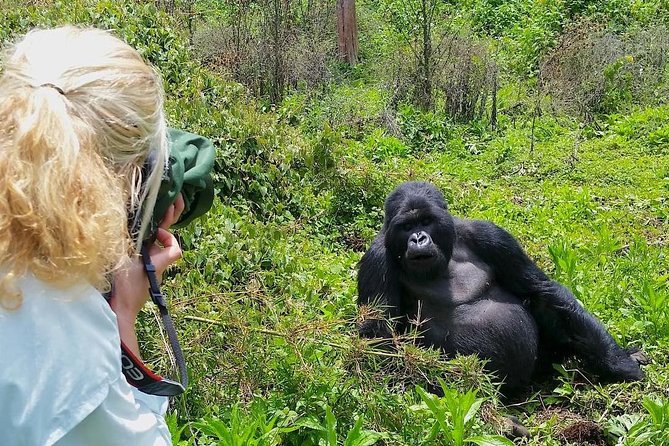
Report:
358,232,387,264
453,218,524,256
454,217,505,240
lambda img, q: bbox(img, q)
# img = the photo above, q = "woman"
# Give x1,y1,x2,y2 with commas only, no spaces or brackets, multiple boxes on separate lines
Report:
0,26,181,445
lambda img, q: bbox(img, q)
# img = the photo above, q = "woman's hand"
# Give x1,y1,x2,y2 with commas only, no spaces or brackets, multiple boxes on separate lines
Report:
110,228,182,318
110,194,184,357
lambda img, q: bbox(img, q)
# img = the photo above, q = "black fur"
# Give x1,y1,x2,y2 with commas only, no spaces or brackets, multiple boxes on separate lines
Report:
358,181,643,394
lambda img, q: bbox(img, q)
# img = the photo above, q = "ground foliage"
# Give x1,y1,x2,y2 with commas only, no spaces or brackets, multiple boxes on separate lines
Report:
1,0,668,445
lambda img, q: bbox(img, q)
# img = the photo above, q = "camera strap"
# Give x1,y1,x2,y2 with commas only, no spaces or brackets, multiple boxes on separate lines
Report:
107,246,188,397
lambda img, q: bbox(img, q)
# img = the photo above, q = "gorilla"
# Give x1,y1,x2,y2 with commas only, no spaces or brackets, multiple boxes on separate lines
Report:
357,181,643,394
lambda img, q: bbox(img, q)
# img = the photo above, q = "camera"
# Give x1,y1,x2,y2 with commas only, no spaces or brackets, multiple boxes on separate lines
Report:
131,128,216,244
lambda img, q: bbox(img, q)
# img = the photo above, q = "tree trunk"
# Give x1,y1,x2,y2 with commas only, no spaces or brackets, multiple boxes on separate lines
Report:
336,0,358,65
270,0,284,103
419,0,433,109
185,1,194,46
491,66,498,130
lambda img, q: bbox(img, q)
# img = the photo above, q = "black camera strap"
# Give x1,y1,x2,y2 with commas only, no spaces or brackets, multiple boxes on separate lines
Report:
107,245,188,397
139,243,188,394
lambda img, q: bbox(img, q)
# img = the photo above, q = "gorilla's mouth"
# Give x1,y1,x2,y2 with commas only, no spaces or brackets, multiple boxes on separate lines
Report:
406,251,435,261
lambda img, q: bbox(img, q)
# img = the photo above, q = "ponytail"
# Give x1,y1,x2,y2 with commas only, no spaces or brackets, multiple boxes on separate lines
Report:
0,26,167,309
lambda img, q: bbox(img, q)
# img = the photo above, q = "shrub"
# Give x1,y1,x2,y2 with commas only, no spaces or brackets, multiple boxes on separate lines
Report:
539,19,623,119
380,25,498,124
437,34,498,123
468,0,530,38
540,20,669,119
192,0,336,103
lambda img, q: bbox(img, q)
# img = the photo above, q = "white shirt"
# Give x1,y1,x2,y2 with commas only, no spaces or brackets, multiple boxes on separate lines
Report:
0,273,172,446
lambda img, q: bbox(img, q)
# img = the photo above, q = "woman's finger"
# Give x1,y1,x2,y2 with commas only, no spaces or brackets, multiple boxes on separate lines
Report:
158,204,175,230
173,194,185,222
149,228,182,274
158,194,185,230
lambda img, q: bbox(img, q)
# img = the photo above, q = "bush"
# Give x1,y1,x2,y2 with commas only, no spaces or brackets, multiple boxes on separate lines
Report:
437,33,498,123
540,20,669,118
379,22,498,124
468,0,530,38
396,105,454,153
540,19,623,119
192,1,336,104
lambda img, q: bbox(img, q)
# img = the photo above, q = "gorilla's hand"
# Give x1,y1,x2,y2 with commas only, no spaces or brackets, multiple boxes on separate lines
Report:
596,348,645,382
627,347,650,366
358,318,393,340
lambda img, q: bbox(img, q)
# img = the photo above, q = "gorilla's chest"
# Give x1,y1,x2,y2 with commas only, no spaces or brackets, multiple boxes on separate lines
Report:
398,251,536,369
401,255,493,309
446,259,493,304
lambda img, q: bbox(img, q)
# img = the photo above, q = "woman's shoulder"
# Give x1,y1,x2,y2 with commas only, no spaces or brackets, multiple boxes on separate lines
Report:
0,274,123,445
5,273,120,361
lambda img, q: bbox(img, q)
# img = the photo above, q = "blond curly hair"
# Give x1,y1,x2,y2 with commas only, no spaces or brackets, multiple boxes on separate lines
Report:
0,26,168,309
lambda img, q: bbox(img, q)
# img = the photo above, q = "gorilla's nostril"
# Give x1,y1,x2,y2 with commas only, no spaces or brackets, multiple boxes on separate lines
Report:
417,231,430,246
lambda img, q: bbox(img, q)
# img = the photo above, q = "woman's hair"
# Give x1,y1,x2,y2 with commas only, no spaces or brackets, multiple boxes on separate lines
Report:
0,26,168,310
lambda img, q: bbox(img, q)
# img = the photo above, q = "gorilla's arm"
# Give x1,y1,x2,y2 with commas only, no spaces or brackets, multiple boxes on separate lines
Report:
459,219,642,382
357,234,402,339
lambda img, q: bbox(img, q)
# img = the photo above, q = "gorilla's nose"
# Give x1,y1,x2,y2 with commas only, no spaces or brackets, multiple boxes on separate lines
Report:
410,231,430,247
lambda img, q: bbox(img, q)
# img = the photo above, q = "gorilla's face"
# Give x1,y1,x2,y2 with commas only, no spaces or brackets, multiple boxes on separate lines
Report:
384,184,456,280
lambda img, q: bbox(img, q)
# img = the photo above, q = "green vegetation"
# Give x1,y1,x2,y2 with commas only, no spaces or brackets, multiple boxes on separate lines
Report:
1,0,667,444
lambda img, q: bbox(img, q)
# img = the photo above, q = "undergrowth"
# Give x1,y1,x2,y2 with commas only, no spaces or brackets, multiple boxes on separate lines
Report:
1,1,667,445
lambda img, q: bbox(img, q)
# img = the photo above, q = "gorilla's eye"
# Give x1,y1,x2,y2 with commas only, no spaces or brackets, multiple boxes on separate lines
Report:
421,217,432,226
401,222,414,232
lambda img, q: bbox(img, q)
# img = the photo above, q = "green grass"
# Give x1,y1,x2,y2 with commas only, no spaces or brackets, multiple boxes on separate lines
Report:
157,100,668,444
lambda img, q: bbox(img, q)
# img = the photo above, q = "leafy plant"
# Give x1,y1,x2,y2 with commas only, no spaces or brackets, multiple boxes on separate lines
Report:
297,406,388,446
607,397,669,445
191,404,300,446
415,380,513,446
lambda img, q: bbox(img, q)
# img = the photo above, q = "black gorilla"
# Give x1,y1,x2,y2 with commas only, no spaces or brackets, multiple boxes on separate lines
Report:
358,181,643,394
